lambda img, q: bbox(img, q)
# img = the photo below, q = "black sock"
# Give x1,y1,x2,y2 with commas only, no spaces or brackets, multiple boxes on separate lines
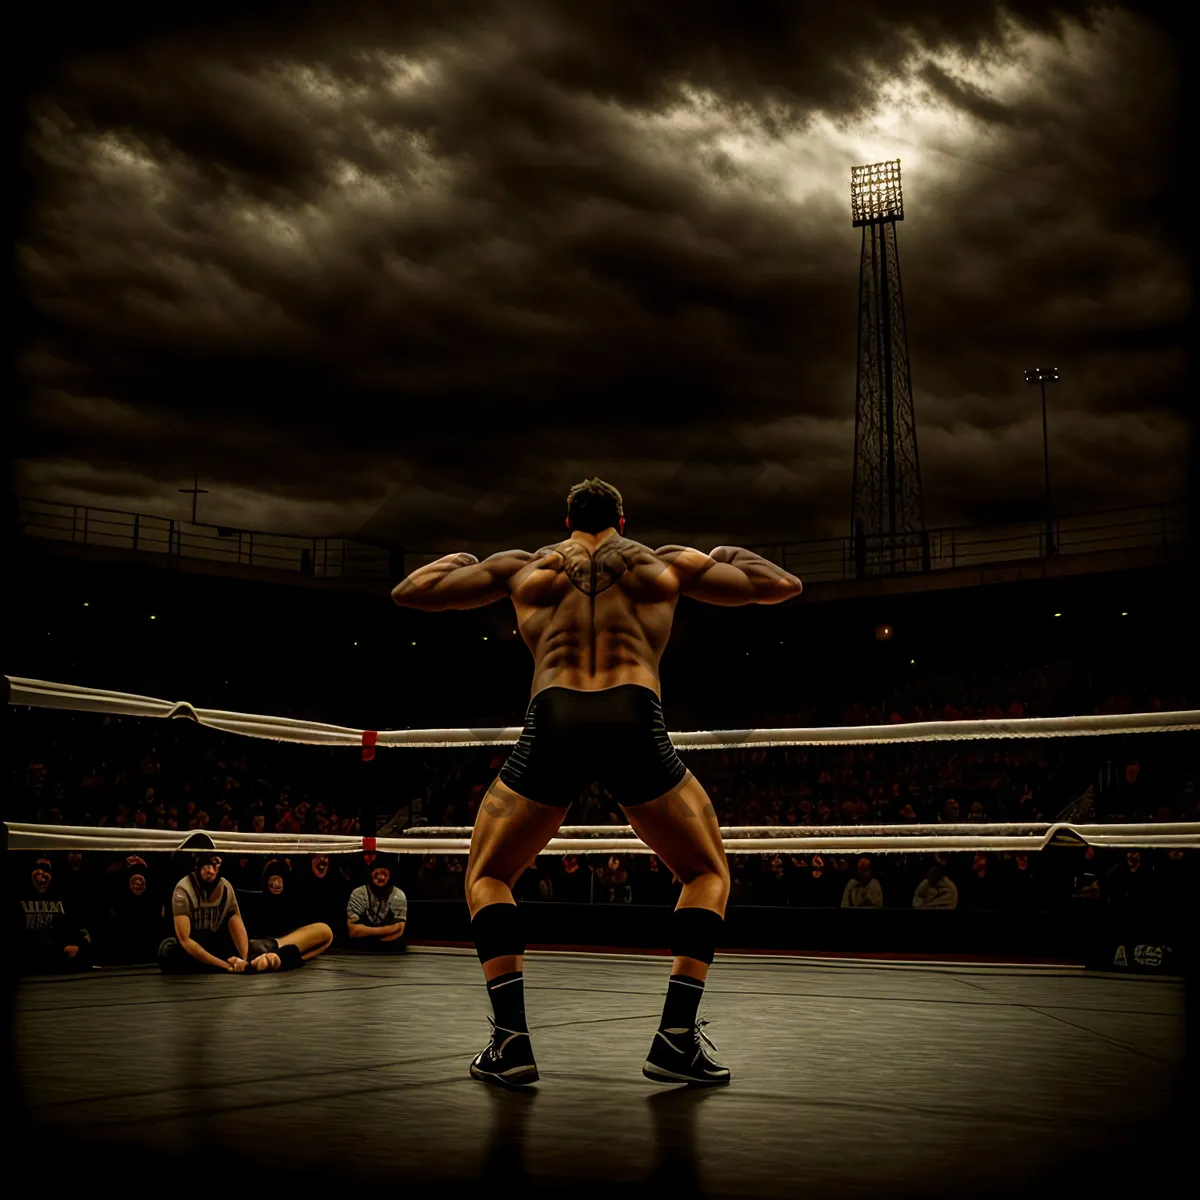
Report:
486,971,528,1033
659,973,705,1033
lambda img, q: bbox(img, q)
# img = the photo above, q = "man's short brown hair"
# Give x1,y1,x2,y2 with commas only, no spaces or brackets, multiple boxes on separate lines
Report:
566,477,623,533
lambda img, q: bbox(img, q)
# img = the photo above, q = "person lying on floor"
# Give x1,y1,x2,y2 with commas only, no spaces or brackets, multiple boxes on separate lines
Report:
157,836,332,973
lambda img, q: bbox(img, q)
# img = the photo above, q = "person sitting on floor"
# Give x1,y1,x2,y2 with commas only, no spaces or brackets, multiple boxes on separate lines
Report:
346,853,408,950
157,834,332,973
16,855,93,973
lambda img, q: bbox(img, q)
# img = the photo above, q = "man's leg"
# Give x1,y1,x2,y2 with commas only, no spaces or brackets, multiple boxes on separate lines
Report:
262,922,334,970
621,771,732,1085
463,775,567,1086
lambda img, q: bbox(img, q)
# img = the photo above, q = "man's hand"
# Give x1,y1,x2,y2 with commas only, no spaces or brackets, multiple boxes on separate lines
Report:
226,956,249,973
250,952,282,972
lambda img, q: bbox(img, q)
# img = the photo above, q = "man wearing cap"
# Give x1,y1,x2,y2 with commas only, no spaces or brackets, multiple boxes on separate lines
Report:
157,835,333,973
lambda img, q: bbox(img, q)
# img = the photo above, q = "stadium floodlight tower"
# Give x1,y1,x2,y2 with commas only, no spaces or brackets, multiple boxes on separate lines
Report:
1024,366,1059,557
849,159,926,578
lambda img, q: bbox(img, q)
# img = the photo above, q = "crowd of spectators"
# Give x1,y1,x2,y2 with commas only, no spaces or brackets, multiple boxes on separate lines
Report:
7,649,1196,970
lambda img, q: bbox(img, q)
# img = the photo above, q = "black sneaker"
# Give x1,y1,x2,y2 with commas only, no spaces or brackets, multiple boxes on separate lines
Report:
643,1019,730,1086
470,1017,539,1088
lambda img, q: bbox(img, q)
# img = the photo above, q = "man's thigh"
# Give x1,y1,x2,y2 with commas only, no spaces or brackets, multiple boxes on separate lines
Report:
620,772,728,884
466,776,568,890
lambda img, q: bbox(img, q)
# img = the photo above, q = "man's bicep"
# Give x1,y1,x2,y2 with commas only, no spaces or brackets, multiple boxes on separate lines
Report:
663,549,755,606
173,912,192,940
433,550,533,609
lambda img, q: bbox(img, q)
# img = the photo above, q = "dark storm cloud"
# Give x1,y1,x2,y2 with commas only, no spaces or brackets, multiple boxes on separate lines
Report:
16,1,1186,550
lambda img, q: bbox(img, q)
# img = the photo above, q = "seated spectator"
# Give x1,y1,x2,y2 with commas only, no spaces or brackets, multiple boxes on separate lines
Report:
913,861,958,909
792,855,841,907
158,835,332,973
1004,853,1040,910
346,854,408,950
16,855,93,973
1070,847,1104,907
105,855,163,963
258,857,302,938
841,857,883,909
594,855,631,904
555,855,592,904
959,853,1001,910
297,854,351,941
758,856,791,907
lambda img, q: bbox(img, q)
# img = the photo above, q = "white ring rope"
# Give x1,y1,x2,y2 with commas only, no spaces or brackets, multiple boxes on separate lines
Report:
7,822,1198,854
8,676,1198,854
7,675,1200,748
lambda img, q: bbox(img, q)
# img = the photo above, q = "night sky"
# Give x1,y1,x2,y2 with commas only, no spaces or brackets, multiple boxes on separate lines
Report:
13,1,1189,556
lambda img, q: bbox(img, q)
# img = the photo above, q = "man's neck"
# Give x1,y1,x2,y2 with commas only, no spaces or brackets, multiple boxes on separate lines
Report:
568,527,618,549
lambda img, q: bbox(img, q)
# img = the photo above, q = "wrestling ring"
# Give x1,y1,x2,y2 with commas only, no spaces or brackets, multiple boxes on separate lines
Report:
6,673,1198,1197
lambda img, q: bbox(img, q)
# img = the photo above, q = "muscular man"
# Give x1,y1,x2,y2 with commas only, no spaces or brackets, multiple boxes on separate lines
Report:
392,477,802,1086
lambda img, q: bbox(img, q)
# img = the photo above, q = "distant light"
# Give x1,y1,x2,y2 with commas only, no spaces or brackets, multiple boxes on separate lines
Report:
910,659,915,664
1053,613,1062,618
150,615,157,621
410,641,416,647
83,602,89,608
482,636,488,641
1121,612,1128,616
353,641,358,646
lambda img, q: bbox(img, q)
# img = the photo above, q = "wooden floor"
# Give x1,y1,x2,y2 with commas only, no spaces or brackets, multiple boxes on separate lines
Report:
12,948,1189,1197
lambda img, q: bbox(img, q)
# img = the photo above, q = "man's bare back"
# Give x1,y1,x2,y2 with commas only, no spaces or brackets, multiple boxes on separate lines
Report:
391,483,802,1090
392,528,802,700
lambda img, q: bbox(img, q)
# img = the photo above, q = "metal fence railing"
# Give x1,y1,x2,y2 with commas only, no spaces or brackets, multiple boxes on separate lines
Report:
747,501,1187,584
16,497,392,582
17,496,1186,588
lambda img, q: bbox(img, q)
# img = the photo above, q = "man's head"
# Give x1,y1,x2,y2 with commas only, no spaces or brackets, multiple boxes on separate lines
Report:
128,872,147,897
565,477,624,535
856,857,872,881
178,831,223,896
370,854,395,894
264,859,288,895
1126,850,1141,871
31,857,52,893
311,855,329,879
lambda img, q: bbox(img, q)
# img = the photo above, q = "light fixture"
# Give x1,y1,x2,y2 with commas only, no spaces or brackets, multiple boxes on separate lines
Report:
851,160,903,226
1053,613,1062,618
150,615,157,621
83,602,89,608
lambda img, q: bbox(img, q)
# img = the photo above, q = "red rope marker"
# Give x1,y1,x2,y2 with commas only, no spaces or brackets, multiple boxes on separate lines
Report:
363,837,377,854
361,729,378,762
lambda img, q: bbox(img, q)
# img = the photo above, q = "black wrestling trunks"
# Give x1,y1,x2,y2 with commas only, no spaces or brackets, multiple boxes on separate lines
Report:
498,684,689,808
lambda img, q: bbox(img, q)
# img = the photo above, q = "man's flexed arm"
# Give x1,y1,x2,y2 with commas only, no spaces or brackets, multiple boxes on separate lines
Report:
657,545,802,607
391,549,534,612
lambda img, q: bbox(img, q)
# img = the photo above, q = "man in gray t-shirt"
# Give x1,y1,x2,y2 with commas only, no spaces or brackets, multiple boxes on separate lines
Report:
157,840,335,973
347,855,408,950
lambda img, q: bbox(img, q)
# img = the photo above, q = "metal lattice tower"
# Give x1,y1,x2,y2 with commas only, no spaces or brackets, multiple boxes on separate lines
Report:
849,160,926,576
